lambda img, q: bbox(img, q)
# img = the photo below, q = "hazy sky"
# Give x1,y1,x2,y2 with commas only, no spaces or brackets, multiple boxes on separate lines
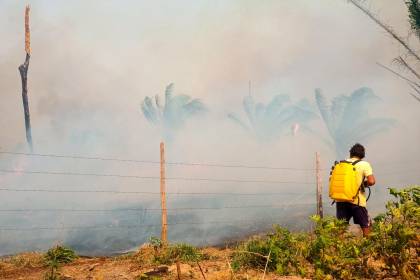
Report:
0,0,419,254
0,0,418,151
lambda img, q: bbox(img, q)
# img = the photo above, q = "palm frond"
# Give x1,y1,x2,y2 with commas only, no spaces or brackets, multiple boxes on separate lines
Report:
142,83,207,140
141,97,159,125
230,94,317,141
292,99,318,122
330,95,348,132
227,113,250,131
164,83,175,107
350,118,396,142
155,95,163,111
315,89,334,136
183,99,207,116
255,103,265,123
265,95,290,118
339,87,379,128
243,96,255,125
315,87,395,157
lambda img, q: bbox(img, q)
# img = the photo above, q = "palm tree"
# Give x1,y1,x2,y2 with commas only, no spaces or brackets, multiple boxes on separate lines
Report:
228,94,317,141
348,0,420,102
141,83,207,141
315,87,395,158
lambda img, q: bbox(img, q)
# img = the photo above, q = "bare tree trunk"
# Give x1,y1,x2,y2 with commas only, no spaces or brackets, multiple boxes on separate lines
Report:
19,6,33,152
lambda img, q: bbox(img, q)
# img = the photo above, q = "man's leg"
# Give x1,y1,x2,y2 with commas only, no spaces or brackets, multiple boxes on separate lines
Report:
361,227,371,237
336,202,352,224
352,205,371,237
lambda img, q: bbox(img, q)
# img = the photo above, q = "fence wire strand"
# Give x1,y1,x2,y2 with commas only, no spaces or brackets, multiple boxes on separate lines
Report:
0,151,317,170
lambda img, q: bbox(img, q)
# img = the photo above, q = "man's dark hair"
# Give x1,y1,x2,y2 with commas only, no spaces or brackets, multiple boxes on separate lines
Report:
350,143,365,159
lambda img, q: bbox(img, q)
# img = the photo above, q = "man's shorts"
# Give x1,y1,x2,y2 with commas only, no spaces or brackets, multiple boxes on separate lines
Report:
336,202,370,228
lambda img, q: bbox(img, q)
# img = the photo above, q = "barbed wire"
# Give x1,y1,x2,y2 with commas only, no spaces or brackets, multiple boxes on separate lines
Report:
0,151,317,171
0,202,315,213
0,152,319,236
0,218,284,231
0,187,315,196
1,152,418,175
0,169,313,184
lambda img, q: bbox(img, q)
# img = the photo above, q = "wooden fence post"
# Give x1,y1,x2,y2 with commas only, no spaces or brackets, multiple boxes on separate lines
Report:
160,142,168,242
316,152,323,218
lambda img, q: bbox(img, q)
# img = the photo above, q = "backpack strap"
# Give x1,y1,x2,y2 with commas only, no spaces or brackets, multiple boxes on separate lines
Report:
351,160,363,205
353,160,363,205
353,188,361,206
353,174,372,206
352,160,372,202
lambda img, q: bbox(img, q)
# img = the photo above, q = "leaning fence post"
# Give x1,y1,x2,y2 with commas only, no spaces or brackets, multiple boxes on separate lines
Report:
18,5,34,152
160,142,168,242
316,152,323,218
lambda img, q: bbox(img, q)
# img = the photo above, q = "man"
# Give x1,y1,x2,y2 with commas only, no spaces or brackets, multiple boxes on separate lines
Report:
336,143,376,237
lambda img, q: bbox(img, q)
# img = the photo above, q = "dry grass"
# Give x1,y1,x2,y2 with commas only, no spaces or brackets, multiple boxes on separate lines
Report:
0,252,44,268
0,252,45,279
0,248,309,280
130,243,157,266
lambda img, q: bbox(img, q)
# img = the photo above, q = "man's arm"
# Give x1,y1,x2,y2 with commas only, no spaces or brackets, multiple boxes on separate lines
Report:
366,174,375,186
363,161,375,186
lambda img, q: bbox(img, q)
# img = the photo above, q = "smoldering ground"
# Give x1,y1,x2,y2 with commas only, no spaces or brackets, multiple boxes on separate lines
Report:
0,0,419,255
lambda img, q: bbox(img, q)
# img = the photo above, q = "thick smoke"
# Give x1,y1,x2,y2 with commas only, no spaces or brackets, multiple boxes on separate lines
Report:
0,0,419,256
315,87,396,158
141,83,207,142
228,94,317,142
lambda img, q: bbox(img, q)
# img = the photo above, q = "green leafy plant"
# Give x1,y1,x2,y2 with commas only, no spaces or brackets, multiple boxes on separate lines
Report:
149,236,164,250
232,226,310,277
368,186,420,279
308,215,365,280
168,243,203,262
154,243,202,265
144,237,202,265
43,245,77,280
231,186,419,279
406,0,420,37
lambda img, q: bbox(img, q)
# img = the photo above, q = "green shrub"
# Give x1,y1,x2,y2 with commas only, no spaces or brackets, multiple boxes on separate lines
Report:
232,226,310,276
147,238,202,265
368,186,420,280
232,186,420,279
44,245,77,265
308,215,364,280
149,236,163,250
43,245,77,280
167,243,203,262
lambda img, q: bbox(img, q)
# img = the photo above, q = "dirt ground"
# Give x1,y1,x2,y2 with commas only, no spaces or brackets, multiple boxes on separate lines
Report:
0,248,308,280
